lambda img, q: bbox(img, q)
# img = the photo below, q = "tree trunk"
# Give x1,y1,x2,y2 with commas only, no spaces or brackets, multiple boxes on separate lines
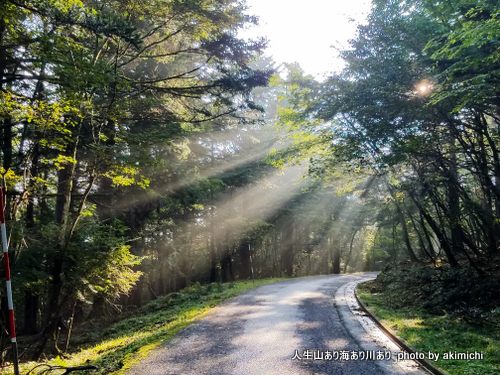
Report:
1,117,13,219
33,125,80,360
394,201,419,262
32,258,64,360
409,192,458,267
89,294,106,320
220,253,233,282
129,276,144,307
22,293,39,335
238,243,250,279
343,229,358,273
209,198,218,283
331,236,341,274
283,224,294,277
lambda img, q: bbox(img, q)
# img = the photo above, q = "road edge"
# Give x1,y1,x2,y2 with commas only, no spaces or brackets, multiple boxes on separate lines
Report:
354,284,448,375
334,278,420,375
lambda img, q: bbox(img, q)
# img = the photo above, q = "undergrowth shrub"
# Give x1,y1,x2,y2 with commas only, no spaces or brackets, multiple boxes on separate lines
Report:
373,261,500,325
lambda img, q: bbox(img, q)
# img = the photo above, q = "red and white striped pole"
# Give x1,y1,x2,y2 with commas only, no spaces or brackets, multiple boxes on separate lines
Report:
0,188,20,375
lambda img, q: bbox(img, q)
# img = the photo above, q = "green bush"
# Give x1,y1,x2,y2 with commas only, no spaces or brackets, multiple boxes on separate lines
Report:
374,262,500,324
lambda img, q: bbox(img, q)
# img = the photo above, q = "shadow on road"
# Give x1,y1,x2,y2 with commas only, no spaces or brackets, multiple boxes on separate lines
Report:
127,274,382,375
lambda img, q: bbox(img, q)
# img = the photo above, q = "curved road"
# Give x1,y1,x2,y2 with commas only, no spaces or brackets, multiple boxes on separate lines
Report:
126,274,425,375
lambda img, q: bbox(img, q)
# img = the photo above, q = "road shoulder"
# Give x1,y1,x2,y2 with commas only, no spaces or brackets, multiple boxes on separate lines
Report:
335,279,431,375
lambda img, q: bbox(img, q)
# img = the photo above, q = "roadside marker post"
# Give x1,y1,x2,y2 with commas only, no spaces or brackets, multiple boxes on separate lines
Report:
0,188,20,375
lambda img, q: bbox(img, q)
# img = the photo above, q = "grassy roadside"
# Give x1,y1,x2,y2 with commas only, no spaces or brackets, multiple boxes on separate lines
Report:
5,278,284,375
356,280,500,375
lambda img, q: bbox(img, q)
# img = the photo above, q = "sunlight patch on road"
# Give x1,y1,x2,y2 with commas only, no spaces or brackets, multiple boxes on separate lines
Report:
278,291,327,306
325,338,350,349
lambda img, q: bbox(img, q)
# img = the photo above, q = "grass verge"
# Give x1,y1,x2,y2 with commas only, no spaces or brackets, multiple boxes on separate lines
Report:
357,280,500,375
5,278,284,375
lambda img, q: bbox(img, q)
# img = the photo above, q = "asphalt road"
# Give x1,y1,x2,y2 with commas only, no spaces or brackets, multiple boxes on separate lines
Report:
126,273,407,375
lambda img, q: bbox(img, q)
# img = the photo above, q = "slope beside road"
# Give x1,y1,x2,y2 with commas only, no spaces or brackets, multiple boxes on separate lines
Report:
125,274,429,375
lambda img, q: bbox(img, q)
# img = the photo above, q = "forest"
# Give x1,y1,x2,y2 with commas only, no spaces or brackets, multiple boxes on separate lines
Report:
0,0,499,367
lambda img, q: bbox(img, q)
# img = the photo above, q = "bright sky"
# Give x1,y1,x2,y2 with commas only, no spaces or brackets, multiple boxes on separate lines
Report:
240,0,372,79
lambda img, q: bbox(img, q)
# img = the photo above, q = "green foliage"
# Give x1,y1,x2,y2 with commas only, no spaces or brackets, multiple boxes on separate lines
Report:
69,219,142,300
374,263,500,324
358,280,500,375
14,219,142,310
0,0,273,360
273,0,500,273
424,0,500,111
